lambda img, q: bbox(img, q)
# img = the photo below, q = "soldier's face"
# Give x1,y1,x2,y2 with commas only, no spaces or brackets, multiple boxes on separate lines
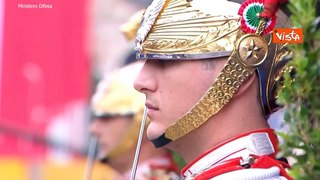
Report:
90,116,131,159
134,59,224,141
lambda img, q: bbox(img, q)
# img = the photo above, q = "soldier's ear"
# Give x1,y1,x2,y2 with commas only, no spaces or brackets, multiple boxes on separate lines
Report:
234,74,257,98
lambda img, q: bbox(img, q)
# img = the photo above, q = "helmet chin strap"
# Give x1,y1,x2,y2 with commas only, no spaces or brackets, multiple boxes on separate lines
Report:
99,156,108,164
151,20,272,148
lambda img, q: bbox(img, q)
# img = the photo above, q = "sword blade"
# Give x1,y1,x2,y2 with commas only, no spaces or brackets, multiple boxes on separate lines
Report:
129,107,148,180
83,136,98,180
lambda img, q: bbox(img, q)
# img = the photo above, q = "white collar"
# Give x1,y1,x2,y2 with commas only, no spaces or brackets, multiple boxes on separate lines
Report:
182,129,278,177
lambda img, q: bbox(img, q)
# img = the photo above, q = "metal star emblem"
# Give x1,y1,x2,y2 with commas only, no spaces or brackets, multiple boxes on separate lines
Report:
244,40,262,60
237,34,268,67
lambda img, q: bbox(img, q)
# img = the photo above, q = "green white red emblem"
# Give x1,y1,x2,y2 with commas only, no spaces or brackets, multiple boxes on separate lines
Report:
238,0,276,35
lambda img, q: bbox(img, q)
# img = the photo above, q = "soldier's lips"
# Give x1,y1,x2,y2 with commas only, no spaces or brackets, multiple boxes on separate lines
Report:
145,102,159,118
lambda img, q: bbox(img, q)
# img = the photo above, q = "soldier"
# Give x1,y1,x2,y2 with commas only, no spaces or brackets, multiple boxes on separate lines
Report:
90,62,179,179
133,0,294,179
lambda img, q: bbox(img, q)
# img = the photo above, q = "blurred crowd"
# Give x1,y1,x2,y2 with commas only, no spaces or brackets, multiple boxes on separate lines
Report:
0,0,158,179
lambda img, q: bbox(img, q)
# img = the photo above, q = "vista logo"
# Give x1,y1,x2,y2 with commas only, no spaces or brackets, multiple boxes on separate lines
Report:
273,28,303,44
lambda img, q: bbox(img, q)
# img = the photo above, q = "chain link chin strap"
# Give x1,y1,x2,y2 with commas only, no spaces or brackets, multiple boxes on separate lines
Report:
165,20,269,141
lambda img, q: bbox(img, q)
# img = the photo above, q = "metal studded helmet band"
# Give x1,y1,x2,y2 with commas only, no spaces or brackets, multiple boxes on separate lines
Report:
135,0,291,147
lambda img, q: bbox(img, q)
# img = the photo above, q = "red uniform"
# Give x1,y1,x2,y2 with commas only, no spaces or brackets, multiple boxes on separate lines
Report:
182,129,292,180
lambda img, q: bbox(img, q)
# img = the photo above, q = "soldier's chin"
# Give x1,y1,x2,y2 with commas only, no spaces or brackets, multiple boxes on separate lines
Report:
146,122,166,140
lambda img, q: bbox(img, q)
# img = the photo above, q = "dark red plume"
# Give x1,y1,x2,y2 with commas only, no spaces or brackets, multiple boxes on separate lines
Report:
260,0,288,18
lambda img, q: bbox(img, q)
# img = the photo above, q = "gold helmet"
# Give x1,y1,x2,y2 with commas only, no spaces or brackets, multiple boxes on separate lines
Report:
135,0,292,147
91,62,146,159
121,9,146,41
